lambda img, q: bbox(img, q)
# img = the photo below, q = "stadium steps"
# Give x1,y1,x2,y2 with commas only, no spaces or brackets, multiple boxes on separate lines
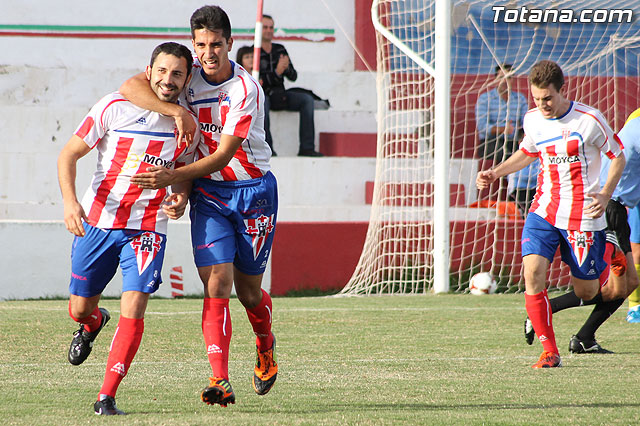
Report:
364,181,467,207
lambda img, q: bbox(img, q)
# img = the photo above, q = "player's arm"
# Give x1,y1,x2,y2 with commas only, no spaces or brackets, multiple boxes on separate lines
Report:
585,152,626,219
57,135,92,237
476,150,536,190
131,134,244,189
119,73,196,145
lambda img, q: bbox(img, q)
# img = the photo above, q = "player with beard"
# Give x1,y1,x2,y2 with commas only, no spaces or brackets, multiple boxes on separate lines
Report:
58,42,198,415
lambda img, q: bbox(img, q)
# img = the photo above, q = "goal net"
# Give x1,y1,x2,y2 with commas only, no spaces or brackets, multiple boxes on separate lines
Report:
340,0,640,295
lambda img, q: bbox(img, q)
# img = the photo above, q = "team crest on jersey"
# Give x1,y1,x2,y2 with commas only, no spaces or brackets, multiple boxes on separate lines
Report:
566,230,594,266
244,214,275,260
218,90,230,104
130,232,164,274
561,128,571,140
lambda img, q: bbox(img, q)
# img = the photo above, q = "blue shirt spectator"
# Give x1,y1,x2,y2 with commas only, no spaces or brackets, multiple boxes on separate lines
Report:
475,64,529,162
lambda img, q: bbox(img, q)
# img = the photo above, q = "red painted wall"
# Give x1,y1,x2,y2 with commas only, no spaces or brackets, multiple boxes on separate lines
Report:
354,0,377,71
270,222,370,295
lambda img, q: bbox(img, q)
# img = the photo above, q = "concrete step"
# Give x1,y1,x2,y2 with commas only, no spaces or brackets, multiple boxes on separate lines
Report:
318,131,428,158
365,181,467,207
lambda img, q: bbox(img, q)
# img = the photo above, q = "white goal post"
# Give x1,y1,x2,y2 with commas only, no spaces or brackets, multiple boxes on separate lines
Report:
340,0,640,296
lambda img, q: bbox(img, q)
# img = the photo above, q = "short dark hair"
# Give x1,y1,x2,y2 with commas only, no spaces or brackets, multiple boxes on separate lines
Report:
494,63,513,75
529,60,564,91
236,46,253,64
262,14,273,21
150,42,193,76
190,5,232,40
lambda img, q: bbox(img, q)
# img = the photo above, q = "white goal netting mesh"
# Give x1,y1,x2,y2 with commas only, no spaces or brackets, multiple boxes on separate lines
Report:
340,0,640,295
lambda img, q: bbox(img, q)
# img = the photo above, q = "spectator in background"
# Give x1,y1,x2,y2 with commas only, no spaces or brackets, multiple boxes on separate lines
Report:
236,45,255,73
508,158,540,216
475,64,529,162
260,14,323,157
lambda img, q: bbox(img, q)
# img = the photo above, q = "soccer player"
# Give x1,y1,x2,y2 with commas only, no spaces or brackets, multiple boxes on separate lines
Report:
120,6,278,407
57,42,199,415
524,107,640,350
476,60,626,368
627,205,640,323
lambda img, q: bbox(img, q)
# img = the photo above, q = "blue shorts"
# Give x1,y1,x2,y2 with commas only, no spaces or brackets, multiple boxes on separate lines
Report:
69,223,165,297
628,205,640,244
189,172,278,275
521,213,607,280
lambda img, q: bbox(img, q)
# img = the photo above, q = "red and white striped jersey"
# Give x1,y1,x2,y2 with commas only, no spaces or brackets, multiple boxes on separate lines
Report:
186,59,270,181
520,101,623,231
75,92,199,234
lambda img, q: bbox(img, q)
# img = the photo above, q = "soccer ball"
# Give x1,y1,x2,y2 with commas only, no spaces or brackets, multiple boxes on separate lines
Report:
469,272,497,295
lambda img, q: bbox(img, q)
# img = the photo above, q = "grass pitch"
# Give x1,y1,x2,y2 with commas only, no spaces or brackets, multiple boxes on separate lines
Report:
1,294,639,425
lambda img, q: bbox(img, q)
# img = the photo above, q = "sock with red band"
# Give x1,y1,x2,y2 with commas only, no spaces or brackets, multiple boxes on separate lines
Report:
246,289,274,351
202,297,232,379
68,302,103,333
525,289,559,355
99,316,144,398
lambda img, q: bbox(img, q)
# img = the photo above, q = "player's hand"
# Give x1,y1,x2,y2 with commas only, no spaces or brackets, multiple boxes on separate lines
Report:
131,166,175,189
174,107,197,147
476,170,497,190
584,192,610,219
63,200,88,237
162,192,189,220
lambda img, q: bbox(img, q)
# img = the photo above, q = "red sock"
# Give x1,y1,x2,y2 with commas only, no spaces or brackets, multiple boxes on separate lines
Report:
202,298,232,379
525,289,559,355
99,316,144,398
246,289,274,351
68,302,103,333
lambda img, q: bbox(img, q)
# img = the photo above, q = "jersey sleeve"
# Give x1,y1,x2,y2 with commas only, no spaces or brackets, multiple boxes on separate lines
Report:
220,75,259,139
74,93,123,149
591,109,624,159
519,134,538,157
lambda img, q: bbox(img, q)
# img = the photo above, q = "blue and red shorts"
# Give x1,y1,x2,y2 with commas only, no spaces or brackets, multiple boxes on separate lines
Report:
521,212,607,280
69,223,166,297
189,171,278,275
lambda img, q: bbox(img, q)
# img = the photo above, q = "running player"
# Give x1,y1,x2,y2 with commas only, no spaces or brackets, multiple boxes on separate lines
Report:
57,42,199,415
525,106,640,349
476,60,626,368
120,6,277,406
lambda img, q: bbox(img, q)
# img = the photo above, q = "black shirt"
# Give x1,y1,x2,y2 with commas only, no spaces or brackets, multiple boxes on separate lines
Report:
259,43,297,95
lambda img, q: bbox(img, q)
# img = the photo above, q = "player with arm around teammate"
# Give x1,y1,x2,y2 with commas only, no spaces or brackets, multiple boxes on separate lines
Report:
120,6,278,407
57,42,199,415
477,60,625,368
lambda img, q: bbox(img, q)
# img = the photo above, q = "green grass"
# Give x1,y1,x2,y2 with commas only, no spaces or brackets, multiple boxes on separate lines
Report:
1,294,639,425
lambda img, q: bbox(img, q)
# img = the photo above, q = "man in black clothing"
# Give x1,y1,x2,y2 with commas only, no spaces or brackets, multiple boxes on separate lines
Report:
259,14,323,157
